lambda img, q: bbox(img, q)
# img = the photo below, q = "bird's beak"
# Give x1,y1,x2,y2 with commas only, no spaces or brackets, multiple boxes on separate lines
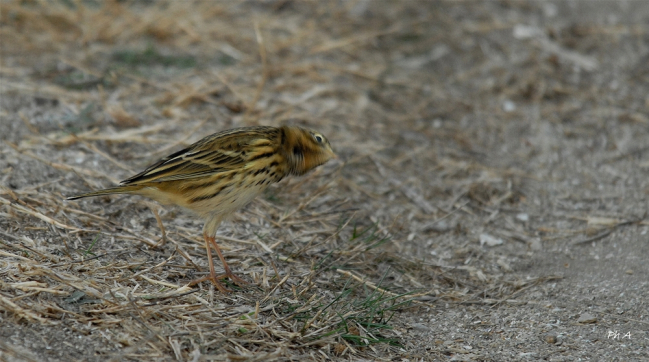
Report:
327,147,338,160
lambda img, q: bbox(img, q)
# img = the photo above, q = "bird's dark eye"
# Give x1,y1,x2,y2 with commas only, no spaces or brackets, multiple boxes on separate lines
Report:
314,135,323,143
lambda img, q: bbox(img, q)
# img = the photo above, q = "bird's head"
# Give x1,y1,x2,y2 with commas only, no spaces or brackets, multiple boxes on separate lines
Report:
282,126,336,176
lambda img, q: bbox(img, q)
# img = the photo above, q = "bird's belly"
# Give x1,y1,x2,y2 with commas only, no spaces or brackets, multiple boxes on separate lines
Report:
145,167,281,220
186,184,266,219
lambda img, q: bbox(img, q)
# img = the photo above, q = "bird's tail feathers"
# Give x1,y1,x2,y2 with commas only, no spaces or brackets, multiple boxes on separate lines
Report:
66,185,143,200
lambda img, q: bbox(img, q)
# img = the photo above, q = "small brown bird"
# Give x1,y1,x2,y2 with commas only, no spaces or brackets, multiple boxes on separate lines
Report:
68,125,336,292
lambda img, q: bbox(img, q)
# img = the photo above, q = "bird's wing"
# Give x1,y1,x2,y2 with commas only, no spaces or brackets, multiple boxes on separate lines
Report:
120,127,277,184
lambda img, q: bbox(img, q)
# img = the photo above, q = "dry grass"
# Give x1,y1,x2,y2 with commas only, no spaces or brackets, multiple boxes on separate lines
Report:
3,0,633,360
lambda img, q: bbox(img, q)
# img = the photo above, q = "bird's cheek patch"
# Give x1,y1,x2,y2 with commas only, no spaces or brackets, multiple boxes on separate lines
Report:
292,146,303,158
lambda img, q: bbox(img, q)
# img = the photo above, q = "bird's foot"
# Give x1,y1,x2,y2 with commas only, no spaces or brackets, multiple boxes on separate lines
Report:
224,271,248,287
188,272,247,293
188,274,231,293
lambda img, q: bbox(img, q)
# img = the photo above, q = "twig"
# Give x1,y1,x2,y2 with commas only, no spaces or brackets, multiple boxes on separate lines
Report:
49,251,129,268
0,197,81,231
5,141,121,184
336,269,398,297
310,25,402,54
129,249,177,279
371,156,437,214
571,229,614,246
0,295,49,323
490,276,563,308
243,20,269,123
139,119,208,159
572,218,642,246
78,138,135,173
146,202,166,247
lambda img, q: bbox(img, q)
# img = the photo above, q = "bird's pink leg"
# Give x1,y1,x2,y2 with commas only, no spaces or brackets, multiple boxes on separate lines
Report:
207,235,248,286
188,233,231,292
189,233,247,291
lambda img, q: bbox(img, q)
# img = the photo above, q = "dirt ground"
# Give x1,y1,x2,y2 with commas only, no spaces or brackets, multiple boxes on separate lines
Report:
1,1,648,361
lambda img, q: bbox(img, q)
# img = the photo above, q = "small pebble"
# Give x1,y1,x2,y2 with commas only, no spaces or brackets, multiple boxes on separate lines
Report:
529,238,542,251
480,233,504,247
333,343,346,355
545,334,557,344
502,99,516,112
625,269,633,275
411,323,430,331
577,313,597,324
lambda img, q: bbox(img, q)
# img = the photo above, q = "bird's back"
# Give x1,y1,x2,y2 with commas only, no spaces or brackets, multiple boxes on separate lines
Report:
127,126,288,217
